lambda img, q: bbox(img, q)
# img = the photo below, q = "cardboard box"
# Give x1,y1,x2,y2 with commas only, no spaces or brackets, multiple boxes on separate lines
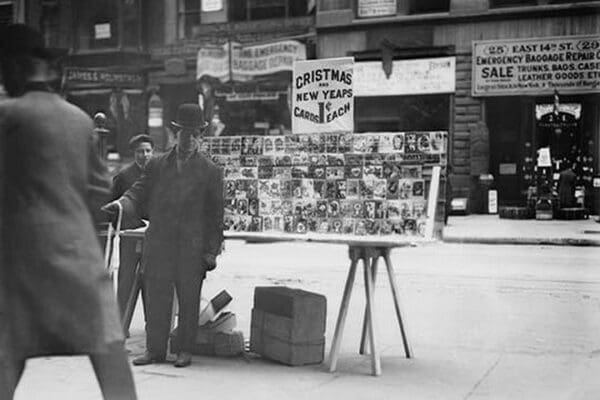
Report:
250,287,327,366
253,286,326,341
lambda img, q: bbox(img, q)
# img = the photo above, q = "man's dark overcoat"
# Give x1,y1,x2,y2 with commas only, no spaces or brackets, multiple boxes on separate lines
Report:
121,147,224,280
0,91,123,360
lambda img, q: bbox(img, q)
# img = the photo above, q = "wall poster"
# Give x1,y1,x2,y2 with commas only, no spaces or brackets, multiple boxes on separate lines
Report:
205,131,447,239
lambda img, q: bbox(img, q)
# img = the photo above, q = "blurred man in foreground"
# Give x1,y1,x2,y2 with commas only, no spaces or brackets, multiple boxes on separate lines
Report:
0,24,137,399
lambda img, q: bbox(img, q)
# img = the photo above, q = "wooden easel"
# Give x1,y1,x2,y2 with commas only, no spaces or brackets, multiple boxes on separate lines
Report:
327,244,412,376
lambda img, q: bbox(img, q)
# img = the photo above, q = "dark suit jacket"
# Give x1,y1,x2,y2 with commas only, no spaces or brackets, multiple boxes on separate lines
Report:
0,90,123,359
113,162,143,200
112,161,146,228
121,147,224,280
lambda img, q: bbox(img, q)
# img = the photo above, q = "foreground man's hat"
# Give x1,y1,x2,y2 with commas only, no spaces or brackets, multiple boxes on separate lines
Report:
0,24,67,60
171,103,209,130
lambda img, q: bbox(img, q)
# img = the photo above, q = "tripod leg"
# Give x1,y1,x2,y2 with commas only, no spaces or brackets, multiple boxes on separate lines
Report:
328,251,359,373
359,255,378,355
384,249,412,358
121,261,142,335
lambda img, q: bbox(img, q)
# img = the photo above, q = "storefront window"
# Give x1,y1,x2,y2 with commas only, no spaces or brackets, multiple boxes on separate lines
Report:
355,95,450,132
74,0,141,51
177,0,201,39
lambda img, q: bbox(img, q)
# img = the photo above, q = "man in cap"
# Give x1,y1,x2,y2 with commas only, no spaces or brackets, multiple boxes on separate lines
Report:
103,103,224,368
0,24,137,399
111,134,154,331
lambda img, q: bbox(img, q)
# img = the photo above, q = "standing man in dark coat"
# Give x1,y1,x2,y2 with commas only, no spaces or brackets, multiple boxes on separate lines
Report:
0,24,137,399
112,134,154,327
103,103,224,368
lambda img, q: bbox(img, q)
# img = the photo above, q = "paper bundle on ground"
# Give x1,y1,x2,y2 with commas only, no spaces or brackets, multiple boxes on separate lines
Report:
170,290,244,356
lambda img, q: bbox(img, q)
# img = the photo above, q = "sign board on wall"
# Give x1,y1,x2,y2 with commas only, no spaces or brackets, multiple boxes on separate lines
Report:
358,0,397,18
354,57,455,97
472,35,600,96
292,57,354,134
202,0,223,12
197,40,306,81
64,68,144,88
94,23,111,39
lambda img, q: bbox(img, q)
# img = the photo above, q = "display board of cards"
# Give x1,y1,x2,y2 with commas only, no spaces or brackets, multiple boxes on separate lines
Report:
204,132,447,238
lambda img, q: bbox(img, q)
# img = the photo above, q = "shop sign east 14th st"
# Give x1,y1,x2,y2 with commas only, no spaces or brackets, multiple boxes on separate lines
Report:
292,57,354,134
472,35,600,96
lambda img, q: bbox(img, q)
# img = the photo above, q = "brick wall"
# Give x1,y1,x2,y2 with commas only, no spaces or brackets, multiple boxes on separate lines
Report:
452,52,484,210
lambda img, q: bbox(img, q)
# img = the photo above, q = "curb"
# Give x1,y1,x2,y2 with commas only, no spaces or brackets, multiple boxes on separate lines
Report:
442,235,600,247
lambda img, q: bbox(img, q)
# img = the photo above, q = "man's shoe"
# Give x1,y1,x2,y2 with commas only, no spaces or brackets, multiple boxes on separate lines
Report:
174,352,192,368
132,351,165,366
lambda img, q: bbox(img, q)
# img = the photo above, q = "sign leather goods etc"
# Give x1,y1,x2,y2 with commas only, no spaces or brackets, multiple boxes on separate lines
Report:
472,35,600,96
292,57,355,134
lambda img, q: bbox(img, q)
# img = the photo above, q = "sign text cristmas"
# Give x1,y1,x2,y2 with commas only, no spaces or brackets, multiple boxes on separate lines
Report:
292,57,354,134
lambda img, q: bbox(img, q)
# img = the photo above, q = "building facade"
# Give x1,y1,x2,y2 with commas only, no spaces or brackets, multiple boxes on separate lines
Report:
316,0,600,216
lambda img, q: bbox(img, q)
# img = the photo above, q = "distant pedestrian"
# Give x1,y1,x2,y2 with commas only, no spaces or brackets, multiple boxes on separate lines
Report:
0,24,137,399
112,134,154,330
103,103,224,368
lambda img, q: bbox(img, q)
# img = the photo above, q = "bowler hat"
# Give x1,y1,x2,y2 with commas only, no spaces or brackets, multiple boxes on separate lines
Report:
171,103,209,130
0,24,67,60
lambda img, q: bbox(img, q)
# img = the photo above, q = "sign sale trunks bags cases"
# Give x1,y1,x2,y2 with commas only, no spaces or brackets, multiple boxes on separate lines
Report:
472,35,600,97
292,57,354,134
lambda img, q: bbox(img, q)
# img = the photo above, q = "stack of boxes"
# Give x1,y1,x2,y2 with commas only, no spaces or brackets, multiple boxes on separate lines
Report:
250,286,327,366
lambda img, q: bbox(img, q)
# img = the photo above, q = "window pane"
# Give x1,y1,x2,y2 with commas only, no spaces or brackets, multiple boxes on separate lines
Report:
290,0,308,16
229,0,248,21
0,4,14,26
489,0,536,7
75,0,119,50
410,0,449,13
122,0,141,47
248,0,286,20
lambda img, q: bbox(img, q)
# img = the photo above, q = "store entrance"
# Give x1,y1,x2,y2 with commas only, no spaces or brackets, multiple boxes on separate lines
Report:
486,97,530,206
487,95,599,216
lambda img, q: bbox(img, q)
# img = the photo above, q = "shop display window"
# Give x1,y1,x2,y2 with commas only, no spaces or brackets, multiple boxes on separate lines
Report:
355,95,450,133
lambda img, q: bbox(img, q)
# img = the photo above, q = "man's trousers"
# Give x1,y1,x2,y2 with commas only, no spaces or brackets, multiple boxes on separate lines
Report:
117,237,145,323
143,272,203,357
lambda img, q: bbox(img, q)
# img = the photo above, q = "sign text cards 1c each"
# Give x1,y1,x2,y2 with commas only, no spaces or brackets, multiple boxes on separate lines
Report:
292,57,354,134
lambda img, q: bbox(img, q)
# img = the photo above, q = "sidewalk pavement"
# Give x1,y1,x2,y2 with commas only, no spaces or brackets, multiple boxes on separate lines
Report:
442,214,600,246
15,241,600,400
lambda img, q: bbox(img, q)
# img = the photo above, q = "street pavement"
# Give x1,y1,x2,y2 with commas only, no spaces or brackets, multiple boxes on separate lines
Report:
14,239,600,400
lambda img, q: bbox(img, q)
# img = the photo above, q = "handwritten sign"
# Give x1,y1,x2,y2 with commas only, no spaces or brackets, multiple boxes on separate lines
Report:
292,57,354,134
472,35,600,96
